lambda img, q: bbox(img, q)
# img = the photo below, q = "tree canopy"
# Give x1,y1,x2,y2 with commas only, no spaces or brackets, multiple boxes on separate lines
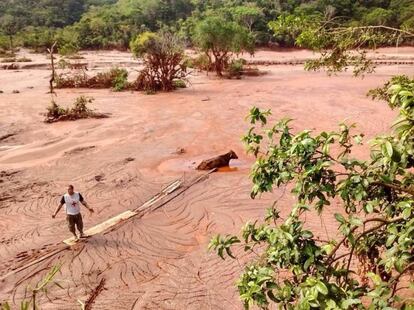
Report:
1,0,413,52
193,15,255,76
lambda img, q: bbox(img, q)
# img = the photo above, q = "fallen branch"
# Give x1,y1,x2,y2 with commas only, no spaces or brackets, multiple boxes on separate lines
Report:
84,278,106,310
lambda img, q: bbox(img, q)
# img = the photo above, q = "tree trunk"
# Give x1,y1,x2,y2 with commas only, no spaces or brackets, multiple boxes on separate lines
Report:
48,42,57,94
9,35,13,51
213,54,223,77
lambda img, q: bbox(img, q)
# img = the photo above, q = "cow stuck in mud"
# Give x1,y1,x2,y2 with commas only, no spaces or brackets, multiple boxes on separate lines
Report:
196,150,238,170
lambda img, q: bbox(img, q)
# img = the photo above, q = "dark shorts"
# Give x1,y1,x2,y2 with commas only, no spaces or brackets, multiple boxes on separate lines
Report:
66,213,83,234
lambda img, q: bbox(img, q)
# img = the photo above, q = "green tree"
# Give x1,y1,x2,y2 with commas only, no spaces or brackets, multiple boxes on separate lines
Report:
229,4,264,32
193,15,254,76
0,14,22,50
130,31,187,91
363,8,393,26
269,14,414,76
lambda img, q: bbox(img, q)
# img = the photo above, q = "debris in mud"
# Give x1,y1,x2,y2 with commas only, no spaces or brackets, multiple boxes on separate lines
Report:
201,97,210,101
1,63,19,70
0,195,13,202
0,133,16,142
173,147,186,155
123,157,135,163
0,170,20,178
0,90,3,93
64,145,96,155
84,278,106,310
196,150,238,170
12,90,20,94
45,96,109,123
94,175,104,182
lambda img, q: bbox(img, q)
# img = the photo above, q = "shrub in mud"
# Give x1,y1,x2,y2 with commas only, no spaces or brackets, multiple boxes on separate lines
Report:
55,68,131,91
45,96,108,123
130,31,188,92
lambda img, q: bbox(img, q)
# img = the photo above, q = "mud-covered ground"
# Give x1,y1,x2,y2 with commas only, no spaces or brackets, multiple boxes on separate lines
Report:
0,48,413,309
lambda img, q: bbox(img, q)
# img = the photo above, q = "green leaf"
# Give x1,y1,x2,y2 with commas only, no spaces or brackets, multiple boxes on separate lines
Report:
367,272,382,286
304,256,314,271
402,208,411,219
365,202,374,213
315,282,328,295
385,141,393,158
334,213,346,224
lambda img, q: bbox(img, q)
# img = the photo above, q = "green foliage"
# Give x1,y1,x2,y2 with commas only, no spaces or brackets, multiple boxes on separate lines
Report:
1,265,62,310
46,100,67,119
55,67,130,90
131,31,187,92
19,27,55,52
362,8,393,26
268,13,322,47
193,15,254,76
229,4,264,32
228,58,246,79
270,14,414,76
45,96,107,123
209,235,240,259
112,68,129,91
188,53,211,71
71,96,93,114
210,76,414,309
172,79,187,88
1,0,413,50
55,27,80,55
130,31,159,57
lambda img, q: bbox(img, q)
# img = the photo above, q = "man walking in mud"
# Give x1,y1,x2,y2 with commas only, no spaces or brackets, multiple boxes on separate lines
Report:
52,185,94,240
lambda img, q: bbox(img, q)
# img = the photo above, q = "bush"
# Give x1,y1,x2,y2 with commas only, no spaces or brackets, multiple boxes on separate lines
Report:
55,68,131,90
45,96,108,123
191,54,212,71
55,72,88,88
110,68,129,91
58,43,79,56
0,50,15,58
130,31,188,92
363,8,393,26
0,35,10,51
19,27,55,53
0,57,16,63
46,100,68,120
227,58,245,78
55,27,80,56
16,57,32,62
65,54,85,60
172,79,187,88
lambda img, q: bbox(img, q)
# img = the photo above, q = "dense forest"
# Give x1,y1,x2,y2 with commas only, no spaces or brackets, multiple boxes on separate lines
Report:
0,0,413,53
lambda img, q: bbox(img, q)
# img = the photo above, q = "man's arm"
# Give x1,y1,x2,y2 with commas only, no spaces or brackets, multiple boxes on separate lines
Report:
79,194,94,213
52,201,64,218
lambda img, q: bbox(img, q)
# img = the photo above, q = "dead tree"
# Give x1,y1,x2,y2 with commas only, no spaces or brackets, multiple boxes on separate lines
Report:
47,42,57,94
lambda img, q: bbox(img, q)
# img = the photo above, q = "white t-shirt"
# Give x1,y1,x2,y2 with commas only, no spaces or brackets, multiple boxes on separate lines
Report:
61,192,84,215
